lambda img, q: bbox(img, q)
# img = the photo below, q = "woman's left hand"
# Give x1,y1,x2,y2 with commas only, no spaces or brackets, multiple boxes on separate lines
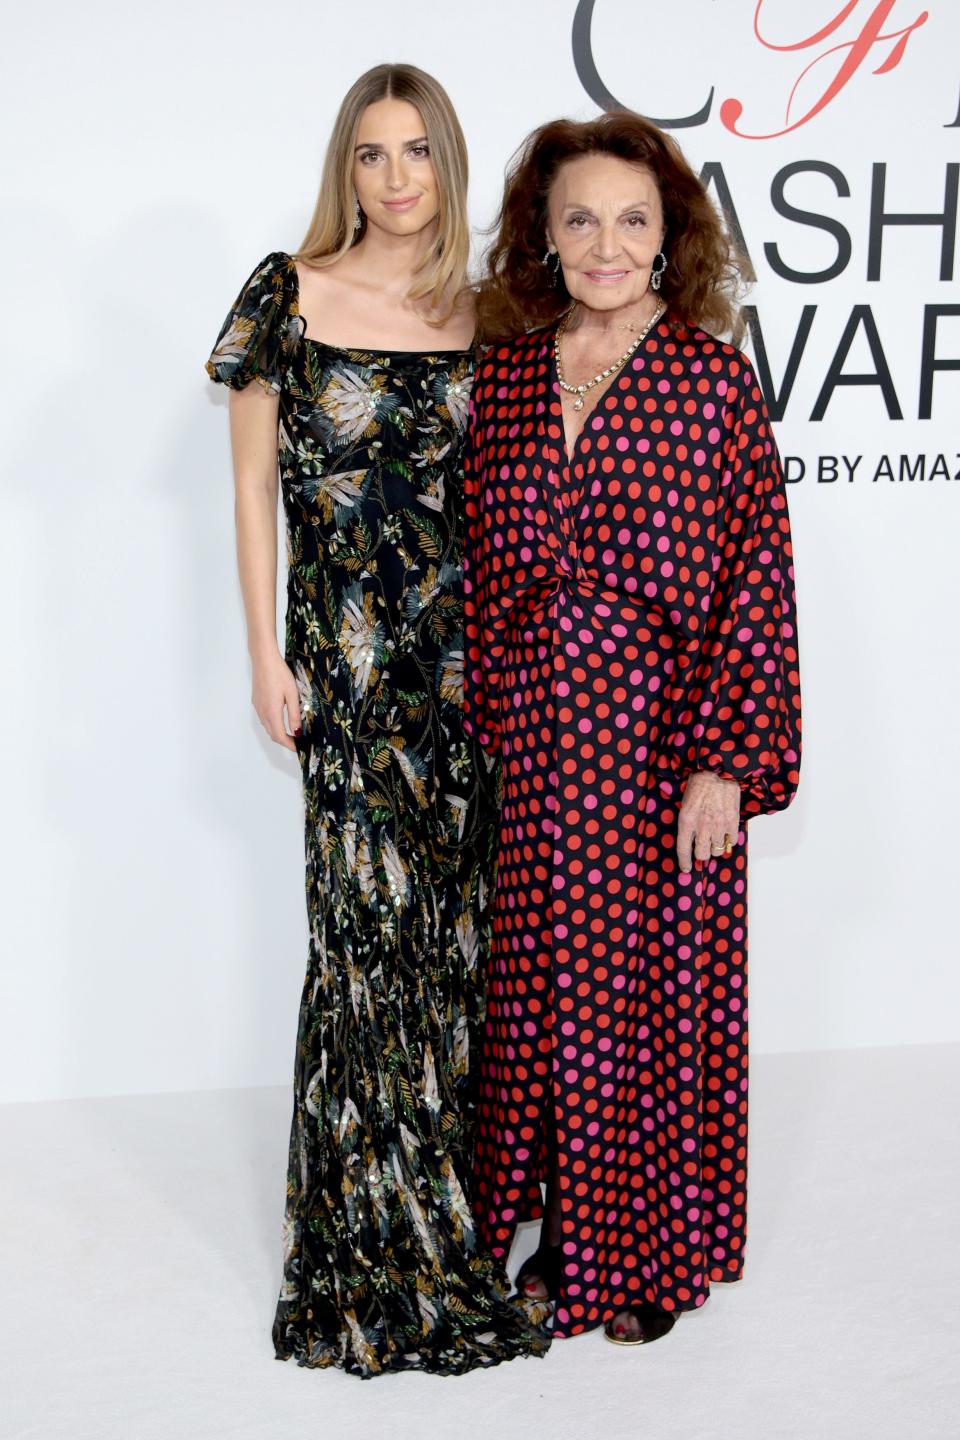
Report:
677,771,742,873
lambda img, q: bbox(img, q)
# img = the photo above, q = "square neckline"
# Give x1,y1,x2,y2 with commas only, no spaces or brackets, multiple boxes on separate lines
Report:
291,260,475,359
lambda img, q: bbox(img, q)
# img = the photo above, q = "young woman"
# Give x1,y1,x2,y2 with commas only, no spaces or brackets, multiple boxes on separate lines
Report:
463,112,802,1346
205,63,547,1378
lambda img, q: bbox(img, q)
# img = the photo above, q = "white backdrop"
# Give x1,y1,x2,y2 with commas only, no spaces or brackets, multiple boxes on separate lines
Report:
2,0,957,1104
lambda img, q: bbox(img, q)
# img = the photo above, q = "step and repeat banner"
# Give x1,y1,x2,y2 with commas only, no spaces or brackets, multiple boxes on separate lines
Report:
2,0,957,1100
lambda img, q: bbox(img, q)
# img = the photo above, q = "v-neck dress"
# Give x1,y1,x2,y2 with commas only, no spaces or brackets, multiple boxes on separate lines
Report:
205,252,549,1376
462,317,802,1338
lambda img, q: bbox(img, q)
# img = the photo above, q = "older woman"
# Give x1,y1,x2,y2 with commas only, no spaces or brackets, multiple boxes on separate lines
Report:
463,112,801,1346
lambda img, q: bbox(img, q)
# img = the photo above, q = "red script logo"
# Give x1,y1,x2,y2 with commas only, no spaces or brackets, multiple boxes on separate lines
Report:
720,0,929,138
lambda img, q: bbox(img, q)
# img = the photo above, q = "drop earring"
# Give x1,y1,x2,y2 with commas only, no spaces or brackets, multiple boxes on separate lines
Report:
354,197,362,232
650,251,667,291
542,248,561,284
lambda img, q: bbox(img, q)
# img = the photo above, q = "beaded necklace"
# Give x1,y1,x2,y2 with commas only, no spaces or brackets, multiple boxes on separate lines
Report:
554,298,665,411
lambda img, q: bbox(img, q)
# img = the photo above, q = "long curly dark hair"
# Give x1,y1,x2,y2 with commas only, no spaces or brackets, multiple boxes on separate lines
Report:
476,111,747,345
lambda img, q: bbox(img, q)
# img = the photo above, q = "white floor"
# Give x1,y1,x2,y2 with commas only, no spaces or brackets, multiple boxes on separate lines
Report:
2,1045,958,1440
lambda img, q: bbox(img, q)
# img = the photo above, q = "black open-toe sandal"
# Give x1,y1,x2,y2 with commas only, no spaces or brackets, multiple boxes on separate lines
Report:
514,1242,564,1302
603,1302,677,1346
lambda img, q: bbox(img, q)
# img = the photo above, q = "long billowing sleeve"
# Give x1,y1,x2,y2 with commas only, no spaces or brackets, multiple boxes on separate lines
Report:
205,251,300,394
462,360,505,754
666,370,802,818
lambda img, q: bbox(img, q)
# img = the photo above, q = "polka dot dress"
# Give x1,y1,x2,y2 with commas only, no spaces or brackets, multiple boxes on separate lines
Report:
462,317,801,1337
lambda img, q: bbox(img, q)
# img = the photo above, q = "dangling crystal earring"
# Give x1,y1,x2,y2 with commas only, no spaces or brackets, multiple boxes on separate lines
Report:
542,248,561,285
650,251,667,291
353,197,362,232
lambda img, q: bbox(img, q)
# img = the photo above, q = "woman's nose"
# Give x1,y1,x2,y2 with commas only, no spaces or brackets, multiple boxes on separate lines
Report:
385,155,408,190
591,225,622,260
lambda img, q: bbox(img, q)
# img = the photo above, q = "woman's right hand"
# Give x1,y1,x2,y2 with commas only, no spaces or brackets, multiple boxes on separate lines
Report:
251,650,302,751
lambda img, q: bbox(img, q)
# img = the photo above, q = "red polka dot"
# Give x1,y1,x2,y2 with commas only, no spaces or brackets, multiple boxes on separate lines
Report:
462,318,801,1335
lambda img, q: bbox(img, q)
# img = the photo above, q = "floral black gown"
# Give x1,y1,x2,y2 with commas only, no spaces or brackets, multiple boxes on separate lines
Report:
206,253,548,1377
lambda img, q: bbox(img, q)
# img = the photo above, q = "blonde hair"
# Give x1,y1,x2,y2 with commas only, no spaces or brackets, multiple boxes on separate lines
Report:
296,63,470,324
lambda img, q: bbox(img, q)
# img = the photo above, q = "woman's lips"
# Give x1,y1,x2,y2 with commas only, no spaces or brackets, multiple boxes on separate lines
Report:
585,269,630,282
382,196,421,211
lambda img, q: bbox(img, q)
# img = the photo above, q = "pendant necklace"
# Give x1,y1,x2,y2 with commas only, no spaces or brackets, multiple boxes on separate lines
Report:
555,298,665,411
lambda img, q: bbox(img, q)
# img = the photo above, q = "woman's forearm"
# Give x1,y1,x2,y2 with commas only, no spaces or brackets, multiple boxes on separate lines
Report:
235,473,281,662
228,386,283,663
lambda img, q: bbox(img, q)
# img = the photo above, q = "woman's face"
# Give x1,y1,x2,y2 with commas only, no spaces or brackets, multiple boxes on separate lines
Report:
546,153,666,315
353,99,439,238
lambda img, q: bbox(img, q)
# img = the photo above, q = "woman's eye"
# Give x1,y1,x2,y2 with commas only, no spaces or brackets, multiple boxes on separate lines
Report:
359,151,382,165
625,215,647,227
568,215,589,228
409,144,430,158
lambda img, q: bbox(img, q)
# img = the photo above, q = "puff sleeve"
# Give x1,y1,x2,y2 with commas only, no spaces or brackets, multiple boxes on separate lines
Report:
205,251,300,394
